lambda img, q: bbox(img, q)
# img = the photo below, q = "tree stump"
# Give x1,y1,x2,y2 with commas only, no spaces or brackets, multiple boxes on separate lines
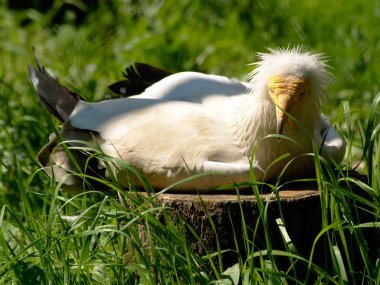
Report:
130,172,378,281
143,174,378,277
154,190,323,270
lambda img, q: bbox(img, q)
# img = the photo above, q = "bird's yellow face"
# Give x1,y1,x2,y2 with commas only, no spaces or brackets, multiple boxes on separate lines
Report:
268,75,309,134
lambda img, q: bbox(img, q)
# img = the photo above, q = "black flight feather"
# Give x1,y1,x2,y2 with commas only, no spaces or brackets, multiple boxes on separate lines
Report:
108,62,172,96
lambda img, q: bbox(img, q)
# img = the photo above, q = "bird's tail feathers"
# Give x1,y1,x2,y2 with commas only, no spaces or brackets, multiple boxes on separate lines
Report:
27,55,81,121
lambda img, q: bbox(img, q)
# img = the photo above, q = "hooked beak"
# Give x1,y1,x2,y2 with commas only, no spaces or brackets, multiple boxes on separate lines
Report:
268,75,305,138
276,115,286,135
273,94,292,136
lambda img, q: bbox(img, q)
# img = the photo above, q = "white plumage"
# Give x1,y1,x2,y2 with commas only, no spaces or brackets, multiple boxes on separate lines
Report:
29,48,346,191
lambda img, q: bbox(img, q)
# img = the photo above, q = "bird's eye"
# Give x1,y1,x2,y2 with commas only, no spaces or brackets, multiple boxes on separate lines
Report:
299,91,306,97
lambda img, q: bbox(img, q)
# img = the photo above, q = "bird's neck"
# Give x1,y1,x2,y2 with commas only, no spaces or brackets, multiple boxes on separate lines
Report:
289,99,320,136
229,95,275,156
229,94,320,157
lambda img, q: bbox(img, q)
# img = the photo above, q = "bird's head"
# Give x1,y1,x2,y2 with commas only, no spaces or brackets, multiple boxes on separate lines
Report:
248,48,332,135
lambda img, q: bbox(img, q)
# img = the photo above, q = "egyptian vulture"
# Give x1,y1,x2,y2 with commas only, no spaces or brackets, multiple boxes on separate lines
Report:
28,48,346,192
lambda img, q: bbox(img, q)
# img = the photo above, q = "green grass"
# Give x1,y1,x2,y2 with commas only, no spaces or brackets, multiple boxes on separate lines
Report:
0,1,379,284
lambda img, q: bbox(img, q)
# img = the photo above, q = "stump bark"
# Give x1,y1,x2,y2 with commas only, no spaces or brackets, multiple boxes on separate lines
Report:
132,173,378,280
142,174,378,278
154,190,323,270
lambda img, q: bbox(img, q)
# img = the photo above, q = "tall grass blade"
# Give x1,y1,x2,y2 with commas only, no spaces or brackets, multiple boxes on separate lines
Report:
332,245,348,284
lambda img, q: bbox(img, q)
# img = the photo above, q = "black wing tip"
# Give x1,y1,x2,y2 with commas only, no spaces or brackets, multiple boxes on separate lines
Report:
108,62,172,96
108,80,149,97
122,62,145,80
122,62,172,80
108,80,128,95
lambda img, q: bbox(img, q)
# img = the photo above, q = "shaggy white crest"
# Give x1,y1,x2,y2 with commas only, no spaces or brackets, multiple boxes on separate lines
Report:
247,47,332,102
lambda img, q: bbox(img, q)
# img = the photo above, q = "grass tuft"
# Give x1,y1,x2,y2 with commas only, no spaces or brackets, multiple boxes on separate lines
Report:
0,1,379,283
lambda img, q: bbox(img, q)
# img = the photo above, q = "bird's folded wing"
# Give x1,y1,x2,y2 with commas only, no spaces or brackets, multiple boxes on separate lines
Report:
131,72,249,101
317,114,346,163
69,98,165,135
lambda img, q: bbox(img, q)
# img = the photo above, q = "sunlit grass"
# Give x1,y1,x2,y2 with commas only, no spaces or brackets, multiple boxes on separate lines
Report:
0,1,379,284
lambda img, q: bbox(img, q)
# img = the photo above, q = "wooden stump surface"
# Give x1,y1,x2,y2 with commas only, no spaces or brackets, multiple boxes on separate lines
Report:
136,174,377,277
148,189,323,273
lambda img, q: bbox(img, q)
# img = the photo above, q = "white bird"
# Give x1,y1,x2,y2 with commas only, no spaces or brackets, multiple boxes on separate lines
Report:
28,48,346,192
